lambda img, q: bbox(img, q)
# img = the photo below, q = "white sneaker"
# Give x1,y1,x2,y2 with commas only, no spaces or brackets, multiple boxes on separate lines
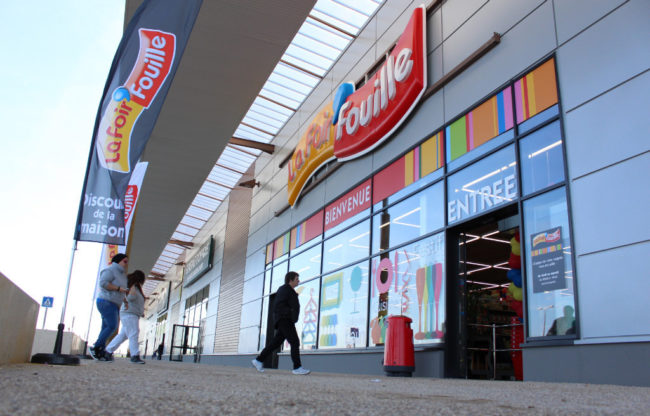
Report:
251,359,264,373
292,366,310,375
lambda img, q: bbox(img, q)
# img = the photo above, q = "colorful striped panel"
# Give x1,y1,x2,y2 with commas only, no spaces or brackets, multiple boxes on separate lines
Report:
273,231,290,260
420,131,444,177
290,210,324,250
265,243,273,265
372,132,445,204
446,86,514,162
514,58,558,123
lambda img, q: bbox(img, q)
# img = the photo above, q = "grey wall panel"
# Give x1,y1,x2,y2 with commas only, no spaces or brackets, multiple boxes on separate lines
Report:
570,152,650,255
441,0,488,40
426,6,443,53
265,197,292,241
376,2,416,58
553,0,626,45
577,241,650,339
427,44,444,86
523,342,650,386
244,248,266,281
253,152,273,180
442,0,546,74
556,0,650,111
330,28,376,87
249,199,271,238
246,224,268,257
375,0,412,42
251,173,273,216
208,278,221,317
298,76,334,127
372,91,444,171
443,1,556,121
564,71,650,179
242,274,264,304
290,182,326,227
324,154,374,203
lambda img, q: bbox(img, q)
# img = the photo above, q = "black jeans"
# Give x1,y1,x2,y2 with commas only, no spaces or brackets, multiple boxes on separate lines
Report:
256,319,302,369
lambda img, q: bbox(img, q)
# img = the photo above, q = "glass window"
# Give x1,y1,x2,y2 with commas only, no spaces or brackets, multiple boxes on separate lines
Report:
264,266,272,295
518,105,559,135
259,296,269,351
289,243,322,281
240,299,262,328
369,233,445,346
324,208,370,238
523,187,576,338
372,181,444,253
519,121,565,195
295,279,320,350
447,145,518,225
447,130,514,172
372,171,441,212
270,260,288,294
242,273,264,303
322,219,370,273
318,261,369,349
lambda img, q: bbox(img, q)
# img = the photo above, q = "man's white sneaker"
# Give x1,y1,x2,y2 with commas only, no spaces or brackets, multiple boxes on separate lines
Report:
292,366,310,375
251,359,265,373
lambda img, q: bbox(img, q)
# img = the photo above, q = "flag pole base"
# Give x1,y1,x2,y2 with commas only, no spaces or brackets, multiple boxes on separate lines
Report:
31,353,80,366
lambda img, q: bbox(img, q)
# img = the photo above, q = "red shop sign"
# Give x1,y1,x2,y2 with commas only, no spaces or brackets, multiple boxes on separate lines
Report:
333,5,427,161
324,179,372,231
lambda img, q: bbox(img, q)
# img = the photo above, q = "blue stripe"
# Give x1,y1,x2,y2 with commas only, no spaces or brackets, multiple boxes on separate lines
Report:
497,91,505,133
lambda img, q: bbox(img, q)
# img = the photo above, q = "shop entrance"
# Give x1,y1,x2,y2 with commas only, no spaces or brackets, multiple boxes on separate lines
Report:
170,324,200,362
445,206,524,380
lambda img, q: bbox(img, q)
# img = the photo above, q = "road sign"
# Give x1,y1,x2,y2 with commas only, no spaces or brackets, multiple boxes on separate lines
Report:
42,297,54,308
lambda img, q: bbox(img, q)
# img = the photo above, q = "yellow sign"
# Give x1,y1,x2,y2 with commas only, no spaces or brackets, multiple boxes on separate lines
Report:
287,102,336,206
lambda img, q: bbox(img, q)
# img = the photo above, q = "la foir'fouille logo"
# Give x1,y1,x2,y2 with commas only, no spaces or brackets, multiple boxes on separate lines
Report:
287,102,336,206
287,5,426,206
96,29,176,173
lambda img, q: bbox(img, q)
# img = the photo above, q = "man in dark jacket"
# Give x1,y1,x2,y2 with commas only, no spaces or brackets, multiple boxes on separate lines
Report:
252,271,310,375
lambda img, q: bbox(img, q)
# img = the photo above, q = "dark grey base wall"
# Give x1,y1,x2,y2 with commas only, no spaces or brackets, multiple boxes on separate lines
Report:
522,341,650,387
195,349,445,378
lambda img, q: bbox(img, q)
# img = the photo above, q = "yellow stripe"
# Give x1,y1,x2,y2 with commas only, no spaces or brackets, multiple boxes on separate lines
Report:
404,150,414,185
420,134,438,176
526,73,537,117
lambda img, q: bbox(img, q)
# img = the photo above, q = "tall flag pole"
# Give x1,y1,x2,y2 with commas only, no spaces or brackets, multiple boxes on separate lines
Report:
32,0,203,366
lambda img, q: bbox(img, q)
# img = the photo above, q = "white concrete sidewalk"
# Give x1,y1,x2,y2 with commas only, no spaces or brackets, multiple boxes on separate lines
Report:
1,358,648,415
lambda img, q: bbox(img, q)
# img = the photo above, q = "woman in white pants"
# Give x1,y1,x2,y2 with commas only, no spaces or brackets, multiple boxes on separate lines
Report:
103,270,146,364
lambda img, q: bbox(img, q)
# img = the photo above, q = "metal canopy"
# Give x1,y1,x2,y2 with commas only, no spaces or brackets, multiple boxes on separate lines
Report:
125,0,384,296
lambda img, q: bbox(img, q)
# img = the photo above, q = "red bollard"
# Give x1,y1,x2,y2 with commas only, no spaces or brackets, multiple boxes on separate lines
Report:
383,315,415,377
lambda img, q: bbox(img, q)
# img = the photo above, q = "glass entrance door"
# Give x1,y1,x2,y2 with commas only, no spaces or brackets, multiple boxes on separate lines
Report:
170,324,200,362
447,206,524,380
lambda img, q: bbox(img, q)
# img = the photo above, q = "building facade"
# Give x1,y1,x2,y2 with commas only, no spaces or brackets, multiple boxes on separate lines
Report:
140,0,650,386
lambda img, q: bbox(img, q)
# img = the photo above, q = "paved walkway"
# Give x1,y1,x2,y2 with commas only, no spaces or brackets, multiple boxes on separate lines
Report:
1,358,649,415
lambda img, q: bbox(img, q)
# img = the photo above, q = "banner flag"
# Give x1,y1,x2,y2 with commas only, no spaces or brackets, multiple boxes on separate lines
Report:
104,161,148,264
75,0,202,244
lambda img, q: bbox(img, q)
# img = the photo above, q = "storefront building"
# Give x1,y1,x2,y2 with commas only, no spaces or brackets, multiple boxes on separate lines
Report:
140,0,649,386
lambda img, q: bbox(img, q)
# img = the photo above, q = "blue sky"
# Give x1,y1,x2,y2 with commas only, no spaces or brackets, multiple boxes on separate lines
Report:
0,1,126,339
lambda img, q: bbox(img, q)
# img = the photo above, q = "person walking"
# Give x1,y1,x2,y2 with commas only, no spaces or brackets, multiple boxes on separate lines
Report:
153,341,164,360
252,271,310,375
102,270,147,364
89,254,129,360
